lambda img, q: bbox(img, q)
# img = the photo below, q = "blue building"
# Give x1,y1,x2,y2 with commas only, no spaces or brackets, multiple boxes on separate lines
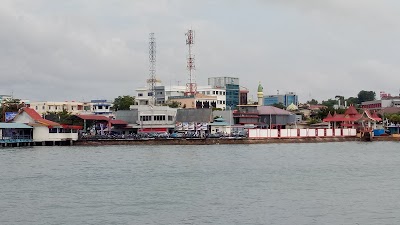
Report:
226,84,240,109
263,92,298,107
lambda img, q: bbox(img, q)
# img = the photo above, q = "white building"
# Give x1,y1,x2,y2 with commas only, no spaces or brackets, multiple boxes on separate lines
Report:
164,85,227,109
30,101,88,115
127,105,177,133
361,98,400,110
12,107,78,142
29,100,113,116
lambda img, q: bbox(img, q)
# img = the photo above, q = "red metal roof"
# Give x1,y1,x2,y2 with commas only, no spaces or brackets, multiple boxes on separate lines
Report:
110,120,128,125
22,108,61,127
75,114,128,126
75,114,110,121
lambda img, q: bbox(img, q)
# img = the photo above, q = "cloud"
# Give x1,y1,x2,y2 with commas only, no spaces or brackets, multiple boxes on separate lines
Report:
0,0,399,102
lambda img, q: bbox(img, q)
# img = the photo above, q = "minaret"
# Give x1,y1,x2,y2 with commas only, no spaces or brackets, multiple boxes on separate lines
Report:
257,82,264,106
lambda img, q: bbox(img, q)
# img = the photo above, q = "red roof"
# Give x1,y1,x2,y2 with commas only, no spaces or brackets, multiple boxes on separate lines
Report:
110,119,128,125
75,114,110,121
22,108,61,127
344,105,358,115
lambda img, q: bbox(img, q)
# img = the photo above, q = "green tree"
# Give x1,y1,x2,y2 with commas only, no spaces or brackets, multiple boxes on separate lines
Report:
321,99,338,108
357,90,376,103
1,98,25,122
167,101,181,108
306,99,319,105
112,95,135,111
346,97,359,106
44,109,74,124
387,113,400,124
272,102,285,109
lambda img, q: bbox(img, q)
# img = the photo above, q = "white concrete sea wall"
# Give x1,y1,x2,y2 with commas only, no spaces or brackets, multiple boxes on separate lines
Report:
248,128,357,139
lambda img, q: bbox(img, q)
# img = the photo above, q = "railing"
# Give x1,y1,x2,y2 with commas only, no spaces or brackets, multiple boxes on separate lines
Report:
0,135,33,143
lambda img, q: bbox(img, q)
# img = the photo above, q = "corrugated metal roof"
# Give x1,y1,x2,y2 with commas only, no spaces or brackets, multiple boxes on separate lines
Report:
176,108,212,123
0,123,33,129
257,106,293,115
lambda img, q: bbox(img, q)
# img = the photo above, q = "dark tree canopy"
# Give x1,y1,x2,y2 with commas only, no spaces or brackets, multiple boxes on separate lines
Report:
167,101,181,108
112,95,135,111
272,102,285,109
321,99,338,108
306,99,319,105
357,90,375,103
1,98,25,122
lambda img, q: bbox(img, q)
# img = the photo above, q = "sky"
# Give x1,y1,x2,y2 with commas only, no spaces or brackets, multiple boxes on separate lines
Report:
1,0,400,102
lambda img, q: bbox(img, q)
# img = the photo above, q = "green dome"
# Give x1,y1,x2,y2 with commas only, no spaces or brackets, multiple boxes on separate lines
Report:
257,82,263,93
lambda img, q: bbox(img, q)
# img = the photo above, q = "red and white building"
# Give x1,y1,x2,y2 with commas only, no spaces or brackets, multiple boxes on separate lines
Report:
323,105,382,129
12,107,79,143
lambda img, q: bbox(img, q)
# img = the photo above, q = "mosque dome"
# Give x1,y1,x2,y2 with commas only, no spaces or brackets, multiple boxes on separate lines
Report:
286,103,298,111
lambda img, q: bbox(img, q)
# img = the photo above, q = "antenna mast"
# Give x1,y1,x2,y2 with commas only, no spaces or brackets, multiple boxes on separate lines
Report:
185,29,197,96
147,33,157,105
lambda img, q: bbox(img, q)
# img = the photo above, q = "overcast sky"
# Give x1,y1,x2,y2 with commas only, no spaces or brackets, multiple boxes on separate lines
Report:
1,0,400,102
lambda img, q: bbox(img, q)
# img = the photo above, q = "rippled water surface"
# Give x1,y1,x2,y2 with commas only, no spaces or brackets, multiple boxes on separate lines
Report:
1,142,400,225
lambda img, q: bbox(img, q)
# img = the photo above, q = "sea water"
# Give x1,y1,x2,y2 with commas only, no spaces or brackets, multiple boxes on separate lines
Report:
1,142,400,225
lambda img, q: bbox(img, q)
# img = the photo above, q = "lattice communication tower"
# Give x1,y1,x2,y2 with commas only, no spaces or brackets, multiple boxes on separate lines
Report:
147,33,157,104
185,29,197,96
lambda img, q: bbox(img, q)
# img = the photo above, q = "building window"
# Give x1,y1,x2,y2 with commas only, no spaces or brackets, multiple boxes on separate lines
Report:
207,91,210,95
154,115,166,121
42,106,45,110
168,116,173,121
140,116,152,121
148,92,153,96
98,106,103,109
105,106,109,109
35,106,38,110
213,91,216,95
71,106,74,110
216,91,219,95
49,128,58,133
138,93,143,97
55,106,58,110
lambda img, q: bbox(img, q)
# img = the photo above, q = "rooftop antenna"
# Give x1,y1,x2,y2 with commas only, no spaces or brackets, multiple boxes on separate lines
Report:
185,29,197,96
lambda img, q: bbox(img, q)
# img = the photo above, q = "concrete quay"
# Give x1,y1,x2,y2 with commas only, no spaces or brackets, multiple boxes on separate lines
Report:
75,137,364,146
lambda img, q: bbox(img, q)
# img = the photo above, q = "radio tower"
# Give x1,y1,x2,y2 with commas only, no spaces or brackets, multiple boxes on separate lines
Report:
147,33,157,105
185,29,197,96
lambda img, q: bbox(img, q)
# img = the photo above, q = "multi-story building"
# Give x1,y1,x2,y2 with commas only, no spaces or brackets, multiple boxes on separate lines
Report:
208,77,239,88
164,85,227,109
208,77,240,109
263,92,298,107
168,94,219,109
361,98,400,110
89,100,113,115
30,101,86,115
29,100,113,116
117,105,177,133
240,88,249,105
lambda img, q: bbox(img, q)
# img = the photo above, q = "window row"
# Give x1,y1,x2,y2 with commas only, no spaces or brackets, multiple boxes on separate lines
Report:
140,115,174,121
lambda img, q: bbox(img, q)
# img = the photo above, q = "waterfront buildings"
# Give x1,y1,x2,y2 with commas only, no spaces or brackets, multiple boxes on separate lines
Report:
135,76,242,110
